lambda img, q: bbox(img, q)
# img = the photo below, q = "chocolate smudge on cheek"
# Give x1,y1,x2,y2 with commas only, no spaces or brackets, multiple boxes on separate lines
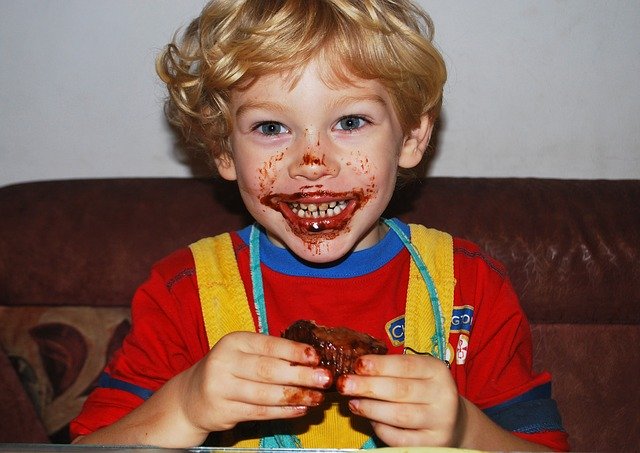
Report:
347,151,371,176
258,151,285,199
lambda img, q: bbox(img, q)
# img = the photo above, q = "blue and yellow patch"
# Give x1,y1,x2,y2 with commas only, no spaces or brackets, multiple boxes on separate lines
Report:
385,315,405,346
450,305,474,334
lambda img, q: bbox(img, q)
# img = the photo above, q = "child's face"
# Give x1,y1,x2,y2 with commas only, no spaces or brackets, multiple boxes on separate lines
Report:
217,60,428,263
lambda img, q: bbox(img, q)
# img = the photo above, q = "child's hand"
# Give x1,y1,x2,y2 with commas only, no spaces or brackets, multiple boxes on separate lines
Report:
336,353,463,447
178,331,333,436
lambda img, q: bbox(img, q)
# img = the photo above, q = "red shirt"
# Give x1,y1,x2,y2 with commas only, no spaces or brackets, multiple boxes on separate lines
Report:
71,222,569,450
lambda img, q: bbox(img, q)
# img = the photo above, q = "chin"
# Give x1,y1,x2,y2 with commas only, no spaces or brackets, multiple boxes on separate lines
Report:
287,238,355,264
260,206,382,263
281,221,377,264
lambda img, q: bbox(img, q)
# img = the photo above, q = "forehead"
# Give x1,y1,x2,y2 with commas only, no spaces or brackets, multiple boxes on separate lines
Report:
232,59,391,104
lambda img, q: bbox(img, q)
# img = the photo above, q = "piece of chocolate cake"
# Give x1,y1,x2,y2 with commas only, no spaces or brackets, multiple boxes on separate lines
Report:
282,319,388,378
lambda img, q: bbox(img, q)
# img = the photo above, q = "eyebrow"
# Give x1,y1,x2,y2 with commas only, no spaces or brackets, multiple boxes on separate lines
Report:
235,94,388,120
327,94,388,111
235,100,288,120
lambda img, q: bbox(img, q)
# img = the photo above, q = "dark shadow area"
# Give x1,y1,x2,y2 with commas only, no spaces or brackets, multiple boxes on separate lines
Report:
383,177,427,220
207,177,253,224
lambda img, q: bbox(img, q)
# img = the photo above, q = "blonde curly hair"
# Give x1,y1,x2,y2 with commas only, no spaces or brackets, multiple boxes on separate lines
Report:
157,0,446,173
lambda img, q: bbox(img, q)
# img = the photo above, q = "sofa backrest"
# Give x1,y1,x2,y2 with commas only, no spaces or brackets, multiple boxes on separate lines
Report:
2,178,637,321
1,177,638,449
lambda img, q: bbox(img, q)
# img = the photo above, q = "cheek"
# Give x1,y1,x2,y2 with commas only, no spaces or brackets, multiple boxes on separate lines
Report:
345,151,371,177
345,150,397,201
239,151,285,199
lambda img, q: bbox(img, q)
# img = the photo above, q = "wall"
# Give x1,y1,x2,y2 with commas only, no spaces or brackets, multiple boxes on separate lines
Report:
1,0,638,188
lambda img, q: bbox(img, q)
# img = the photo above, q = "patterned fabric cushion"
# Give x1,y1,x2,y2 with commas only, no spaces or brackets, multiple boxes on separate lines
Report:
0,306,130,441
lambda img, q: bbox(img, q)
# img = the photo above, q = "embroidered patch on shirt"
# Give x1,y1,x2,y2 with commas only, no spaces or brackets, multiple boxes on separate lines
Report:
456,334,469,365
386,315,405,346
451,305,474,334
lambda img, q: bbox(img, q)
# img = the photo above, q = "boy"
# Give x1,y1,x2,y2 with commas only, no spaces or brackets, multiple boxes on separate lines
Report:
71,0,568,450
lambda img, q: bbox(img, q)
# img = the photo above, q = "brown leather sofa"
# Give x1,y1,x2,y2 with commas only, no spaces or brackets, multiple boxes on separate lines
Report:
1,177,638,451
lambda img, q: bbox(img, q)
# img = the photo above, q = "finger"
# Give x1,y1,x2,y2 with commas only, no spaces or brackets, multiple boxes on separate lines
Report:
348,397,458,442
337,374,438,403
348,398,429,430
219,400,311,429
370,420,451,447
353,353,448,379
233,351,332,389
219,332,320,366
226,380,326,407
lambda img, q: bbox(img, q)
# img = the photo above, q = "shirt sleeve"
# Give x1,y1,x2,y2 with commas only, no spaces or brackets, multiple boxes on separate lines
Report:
452,239,569,451
70,248,209,439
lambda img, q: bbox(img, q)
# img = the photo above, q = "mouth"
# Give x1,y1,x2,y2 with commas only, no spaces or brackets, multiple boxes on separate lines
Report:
262,191,361,234
288,200,351,232
284,197,355,233
290,200,349,220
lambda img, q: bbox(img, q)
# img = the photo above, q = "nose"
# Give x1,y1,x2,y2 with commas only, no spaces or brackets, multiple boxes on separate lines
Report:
287,133,339,181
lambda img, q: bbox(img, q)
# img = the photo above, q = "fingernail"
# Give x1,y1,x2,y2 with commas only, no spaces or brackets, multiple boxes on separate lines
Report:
336,375,354,393
287,406,308,414
314,370,331,387
348,399,362,415
354,357,371,374
309,391,325,406
304,346,317,361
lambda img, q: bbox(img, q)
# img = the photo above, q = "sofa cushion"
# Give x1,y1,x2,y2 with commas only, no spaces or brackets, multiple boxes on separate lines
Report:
0,306,130,441
531,323,640,451
0,345,49,442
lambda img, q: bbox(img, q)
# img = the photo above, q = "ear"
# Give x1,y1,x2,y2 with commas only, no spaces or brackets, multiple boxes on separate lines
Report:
214,153,237,181
398,115,434,169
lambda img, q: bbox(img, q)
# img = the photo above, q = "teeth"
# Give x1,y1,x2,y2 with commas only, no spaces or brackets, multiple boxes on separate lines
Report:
290,200,348,219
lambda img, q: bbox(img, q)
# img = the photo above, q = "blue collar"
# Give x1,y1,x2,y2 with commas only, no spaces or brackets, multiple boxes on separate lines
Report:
237,218,409,278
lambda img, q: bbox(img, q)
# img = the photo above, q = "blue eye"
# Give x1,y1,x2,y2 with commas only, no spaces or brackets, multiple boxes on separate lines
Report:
257,122,287,136
336,116,366,131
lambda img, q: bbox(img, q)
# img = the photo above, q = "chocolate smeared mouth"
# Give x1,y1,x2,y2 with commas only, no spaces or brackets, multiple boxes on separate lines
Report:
262,190,364,234
284,198,355,233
